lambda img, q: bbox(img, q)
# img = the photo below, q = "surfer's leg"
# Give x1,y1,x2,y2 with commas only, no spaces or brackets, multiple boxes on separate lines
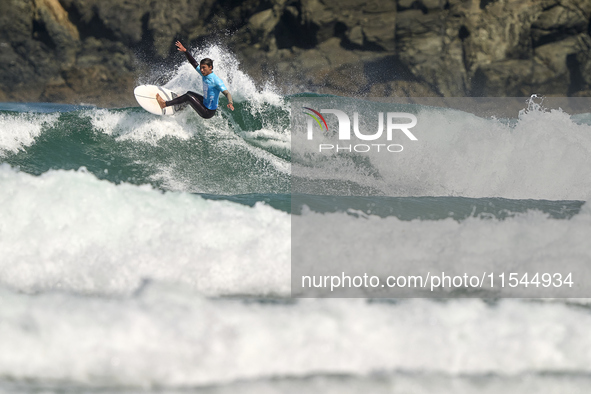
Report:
157,92,193,110
183,92,216,119
159,91,215,119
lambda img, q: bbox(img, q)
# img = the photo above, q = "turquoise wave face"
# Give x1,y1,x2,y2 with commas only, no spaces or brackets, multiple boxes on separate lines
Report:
0,101,292,195
197,193,583,218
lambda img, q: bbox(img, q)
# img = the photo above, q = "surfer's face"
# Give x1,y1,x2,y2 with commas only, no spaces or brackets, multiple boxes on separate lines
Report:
200,64,213,76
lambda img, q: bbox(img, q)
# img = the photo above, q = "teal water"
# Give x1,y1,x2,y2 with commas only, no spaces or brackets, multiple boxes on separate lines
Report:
0,102,291,194
0,101,586,219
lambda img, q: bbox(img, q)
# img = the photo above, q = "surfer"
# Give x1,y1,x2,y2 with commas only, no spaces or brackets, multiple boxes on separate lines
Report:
156,41,234,118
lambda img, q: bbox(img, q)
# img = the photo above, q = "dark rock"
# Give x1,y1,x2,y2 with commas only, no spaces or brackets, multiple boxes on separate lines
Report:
472,59,536,96
1,0,591,106
531,1,591,47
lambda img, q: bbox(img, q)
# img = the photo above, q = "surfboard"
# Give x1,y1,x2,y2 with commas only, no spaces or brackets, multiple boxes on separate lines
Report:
134,85,179,116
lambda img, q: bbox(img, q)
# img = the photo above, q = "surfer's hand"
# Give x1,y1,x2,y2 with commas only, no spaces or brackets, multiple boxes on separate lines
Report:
175,41,187,52
227,103,234,111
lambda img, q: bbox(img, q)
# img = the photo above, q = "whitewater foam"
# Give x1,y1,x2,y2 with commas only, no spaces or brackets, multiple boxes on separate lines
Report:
0,165,290,296
161,44,291,144
292,97,591,200
1,164,590,298
0,289,590,387
0,112,58,156
162,44,284,107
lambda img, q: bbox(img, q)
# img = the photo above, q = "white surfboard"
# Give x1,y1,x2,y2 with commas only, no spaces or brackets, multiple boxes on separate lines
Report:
134,85,179,116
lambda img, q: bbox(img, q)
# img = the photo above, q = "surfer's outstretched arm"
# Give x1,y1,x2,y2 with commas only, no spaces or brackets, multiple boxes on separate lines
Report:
185,52,199,70
175,40,199,70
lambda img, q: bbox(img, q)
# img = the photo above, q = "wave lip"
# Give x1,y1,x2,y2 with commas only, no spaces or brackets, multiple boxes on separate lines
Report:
0,112,59,156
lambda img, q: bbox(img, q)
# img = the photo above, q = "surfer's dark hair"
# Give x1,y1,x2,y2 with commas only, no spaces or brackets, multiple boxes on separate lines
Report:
200,58,213,69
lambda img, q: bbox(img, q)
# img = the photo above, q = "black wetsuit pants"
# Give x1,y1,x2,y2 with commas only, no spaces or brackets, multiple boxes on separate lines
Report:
166,91,216,119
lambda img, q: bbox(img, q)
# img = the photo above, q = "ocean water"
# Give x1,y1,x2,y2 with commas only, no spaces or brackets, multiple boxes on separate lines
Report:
1,45,591,392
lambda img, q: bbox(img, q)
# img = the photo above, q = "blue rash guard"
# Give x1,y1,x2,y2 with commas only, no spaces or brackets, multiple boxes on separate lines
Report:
196,68,228,110
170,51,232,118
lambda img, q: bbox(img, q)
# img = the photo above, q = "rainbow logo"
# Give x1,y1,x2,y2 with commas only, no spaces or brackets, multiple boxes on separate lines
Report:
303,107,329,132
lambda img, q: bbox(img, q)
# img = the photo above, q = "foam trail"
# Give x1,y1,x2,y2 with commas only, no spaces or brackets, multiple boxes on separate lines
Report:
87,108,198,143
162,44,291,146
163,44,284,107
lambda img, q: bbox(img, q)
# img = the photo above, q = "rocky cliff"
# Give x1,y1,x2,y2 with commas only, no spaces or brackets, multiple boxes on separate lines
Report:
1,0,590,106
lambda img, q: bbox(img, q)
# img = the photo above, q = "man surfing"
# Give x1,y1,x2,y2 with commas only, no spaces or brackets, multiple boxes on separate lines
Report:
156,41,234,119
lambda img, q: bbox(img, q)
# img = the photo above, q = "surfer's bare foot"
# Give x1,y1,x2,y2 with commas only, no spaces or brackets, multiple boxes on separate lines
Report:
156,94,167,109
